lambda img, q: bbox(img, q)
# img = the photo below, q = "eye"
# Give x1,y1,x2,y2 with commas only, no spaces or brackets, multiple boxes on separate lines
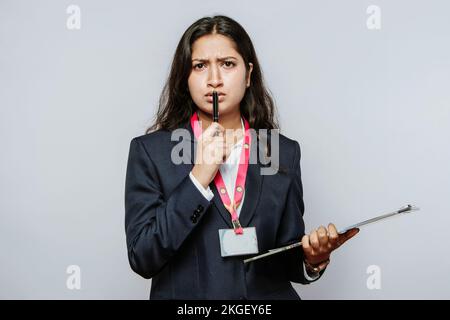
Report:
193,63,205,70
223,61,235,68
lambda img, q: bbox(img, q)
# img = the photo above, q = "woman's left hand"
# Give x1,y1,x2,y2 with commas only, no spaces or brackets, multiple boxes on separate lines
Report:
301,223,359,269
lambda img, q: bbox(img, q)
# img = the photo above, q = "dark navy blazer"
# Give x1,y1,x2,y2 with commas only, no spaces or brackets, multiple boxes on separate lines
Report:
125,120,320,300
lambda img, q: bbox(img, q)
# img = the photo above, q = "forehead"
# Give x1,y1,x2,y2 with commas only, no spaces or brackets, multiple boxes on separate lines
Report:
191,34,240,60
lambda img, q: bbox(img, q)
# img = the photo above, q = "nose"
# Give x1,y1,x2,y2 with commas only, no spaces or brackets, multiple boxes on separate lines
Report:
207,64,223,89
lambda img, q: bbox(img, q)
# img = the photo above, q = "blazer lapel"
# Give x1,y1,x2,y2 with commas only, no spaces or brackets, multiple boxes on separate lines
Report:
242,127,265,227
210,184,233,228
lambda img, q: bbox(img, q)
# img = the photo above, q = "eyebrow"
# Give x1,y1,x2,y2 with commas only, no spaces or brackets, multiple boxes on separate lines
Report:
192,56,238,62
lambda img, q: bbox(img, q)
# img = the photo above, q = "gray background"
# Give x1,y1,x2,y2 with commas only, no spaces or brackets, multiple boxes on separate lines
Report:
1,0,449,299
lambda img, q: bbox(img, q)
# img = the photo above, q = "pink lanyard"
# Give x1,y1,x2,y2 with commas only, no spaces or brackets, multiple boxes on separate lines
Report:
190,111,251,234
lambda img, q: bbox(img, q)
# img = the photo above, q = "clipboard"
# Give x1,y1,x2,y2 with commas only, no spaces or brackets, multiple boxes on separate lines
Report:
243,204,420,264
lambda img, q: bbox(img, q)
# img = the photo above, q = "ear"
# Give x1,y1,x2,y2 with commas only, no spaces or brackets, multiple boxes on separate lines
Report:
246,62,253,87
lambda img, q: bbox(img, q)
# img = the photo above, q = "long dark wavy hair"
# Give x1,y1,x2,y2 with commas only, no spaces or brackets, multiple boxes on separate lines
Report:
145,15,279,134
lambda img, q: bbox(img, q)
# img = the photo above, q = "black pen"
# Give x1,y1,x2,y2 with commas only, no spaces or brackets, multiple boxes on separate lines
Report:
213,91,219,122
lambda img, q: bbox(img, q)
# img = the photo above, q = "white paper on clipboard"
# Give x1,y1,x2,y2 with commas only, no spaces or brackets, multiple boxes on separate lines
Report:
243,204,420,264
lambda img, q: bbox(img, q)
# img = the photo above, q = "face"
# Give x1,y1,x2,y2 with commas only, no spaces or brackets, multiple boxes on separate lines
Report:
188,34,253,118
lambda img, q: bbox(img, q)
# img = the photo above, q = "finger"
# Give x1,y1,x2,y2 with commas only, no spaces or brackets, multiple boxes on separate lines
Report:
213,123,225,136
224,128,235,144
301,235,313,255
213,136,225,146
316,259,331,272
328,223,339,247
317,226,328,248
338,228,360,247
309,230,320,251
204,122,224,138
213,126,223,138
223,142,233,161
214,140,226,164
345,228,360,241
221,140,232,162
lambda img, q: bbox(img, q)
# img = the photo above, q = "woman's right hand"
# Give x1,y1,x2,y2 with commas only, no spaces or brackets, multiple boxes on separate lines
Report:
191,122,232,189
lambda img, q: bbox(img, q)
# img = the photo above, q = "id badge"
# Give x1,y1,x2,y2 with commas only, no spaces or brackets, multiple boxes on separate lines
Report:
218,227,259,257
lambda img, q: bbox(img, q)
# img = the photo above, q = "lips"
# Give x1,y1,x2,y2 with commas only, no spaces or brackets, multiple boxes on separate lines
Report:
206,95,225,103
205,92,225,97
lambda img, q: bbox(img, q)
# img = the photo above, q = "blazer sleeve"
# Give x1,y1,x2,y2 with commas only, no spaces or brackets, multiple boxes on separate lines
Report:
124,137,213,279
275,140,324,284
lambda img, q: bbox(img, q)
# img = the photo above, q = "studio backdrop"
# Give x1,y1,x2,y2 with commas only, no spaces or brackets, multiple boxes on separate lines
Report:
1,0,449,299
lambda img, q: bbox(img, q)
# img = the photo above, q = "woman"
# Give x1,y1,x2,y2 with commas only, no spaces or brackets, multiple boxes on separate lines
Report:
125,15,359,300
